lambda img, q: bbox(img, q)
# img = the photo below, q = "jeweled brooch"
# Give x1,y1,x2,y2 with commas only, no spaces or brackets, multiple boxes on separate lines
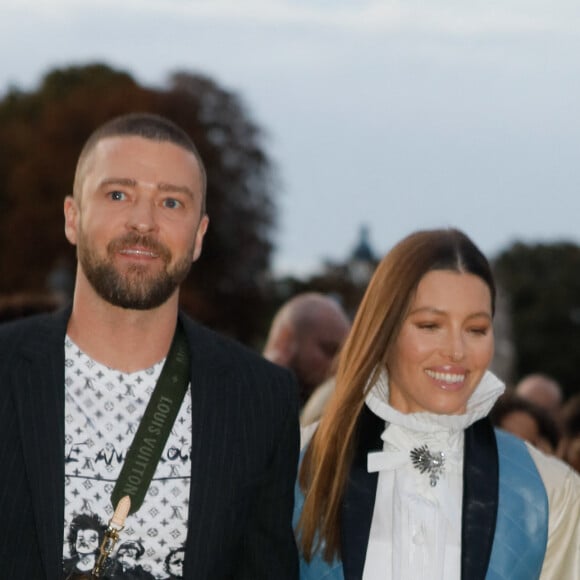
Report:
410,444,445,487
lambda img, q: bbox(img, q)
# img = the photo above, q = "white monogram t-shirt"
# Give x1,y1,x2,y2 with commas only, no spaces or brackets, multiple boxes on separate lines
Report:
63,336,191,579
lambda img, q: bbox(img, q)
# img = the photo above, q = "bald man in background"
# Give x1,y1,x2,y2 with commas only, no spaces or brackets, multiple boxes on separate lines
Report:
515,373,563,420
263,293,350,407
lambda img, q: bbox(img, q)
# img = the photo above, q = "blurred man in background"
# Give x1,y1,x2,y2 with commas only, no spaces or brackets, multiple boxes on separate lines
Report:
263,292,350,407
515,373,563,420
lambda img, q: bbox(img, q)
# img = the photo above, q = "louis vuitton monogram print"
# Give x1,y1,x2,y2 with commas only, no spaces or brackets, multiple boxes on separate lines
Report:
63,337,191,579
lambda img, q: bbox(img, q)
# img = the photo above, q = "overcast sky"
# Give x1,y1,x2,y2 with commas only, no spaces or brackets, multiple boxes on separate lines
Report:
1,0,579,275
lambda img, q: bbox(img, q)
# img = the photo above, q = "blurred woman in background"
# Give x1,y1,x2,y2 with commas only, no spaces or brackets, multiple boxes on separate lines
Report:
490,392,560,454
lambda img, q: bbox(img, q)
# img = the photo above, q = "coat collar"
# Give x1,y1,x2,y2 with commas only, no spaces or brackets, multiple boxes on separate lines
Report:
13,307,70,579
461,417,498,580
341,405,383,580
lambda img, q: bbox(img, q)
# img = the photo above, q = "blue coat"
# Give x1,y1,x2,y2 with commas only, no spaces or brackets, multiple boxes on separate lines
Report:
295,408,548,580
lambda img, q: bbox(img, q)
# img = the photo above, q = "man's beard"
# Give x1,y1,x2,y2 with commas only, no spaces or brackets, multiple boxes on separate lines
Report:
78,231,193,310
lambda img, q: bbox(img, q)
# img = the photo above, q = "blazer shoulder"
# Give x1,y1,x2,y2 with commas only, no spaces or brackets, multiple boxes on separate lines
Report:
0,308,69,359
179,312,298,389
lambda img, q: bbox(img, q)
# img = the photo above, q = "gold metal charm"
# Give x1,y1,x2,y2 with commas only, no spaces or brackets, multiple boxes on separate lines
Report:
91,496,131,578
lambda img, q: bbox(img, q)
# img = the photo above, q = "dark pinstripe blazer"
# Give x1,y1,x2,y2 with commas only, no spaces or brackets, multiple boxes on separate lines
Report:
0,308,300,580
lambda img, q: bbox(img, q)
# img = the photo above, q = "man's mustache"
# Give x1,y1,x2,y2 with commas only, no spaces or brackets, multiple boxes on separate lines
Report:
108,234,172,262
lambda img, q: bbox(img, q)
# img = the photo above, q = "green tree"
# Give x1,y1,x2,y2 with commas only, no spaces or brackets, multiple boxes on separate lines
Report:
0,63,277,344
493,241,580,399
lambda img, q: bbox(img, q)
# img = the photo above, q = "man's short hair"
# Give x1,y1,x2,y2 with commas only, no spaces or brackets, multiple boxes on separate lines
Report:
73,112,207,211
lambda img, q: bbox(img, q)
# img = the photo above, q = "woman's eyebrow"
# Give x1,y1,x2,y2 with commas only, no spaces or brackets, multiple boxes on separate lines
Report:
408,306,492,320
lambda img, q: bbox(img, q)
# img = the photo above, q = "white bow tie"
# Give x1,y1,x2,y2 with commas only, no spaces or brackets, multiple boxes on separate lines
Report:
367,444,462,528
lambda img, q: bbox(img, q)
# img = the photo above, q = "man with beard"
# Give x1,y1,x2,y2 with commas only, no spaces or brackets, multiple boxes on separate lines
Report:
0,113,300,579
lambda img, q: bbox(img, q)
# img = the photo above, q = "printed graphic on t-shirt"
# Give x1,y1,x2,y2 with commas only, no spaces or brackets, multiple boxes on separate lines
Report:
63,337,191,579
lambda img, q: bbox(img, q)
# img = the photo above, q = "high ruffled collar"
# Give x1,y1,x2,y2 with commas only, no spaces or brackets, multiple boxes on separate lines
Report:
365,369,505,433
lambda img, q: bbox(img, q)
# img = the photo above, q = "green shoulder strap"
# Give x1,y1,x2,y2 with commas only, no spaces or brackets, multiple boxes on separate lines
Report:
111,322,190,514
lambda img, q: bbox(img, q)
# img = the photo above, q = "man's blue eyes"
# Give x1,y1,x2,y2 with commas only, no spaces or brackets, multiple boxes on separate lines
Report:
108,192,182,208
110,190,125,201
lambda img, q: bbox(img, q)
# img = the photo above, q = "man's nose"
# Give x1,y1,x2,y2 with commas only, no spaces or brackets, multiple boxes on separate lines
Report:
126,197,158,234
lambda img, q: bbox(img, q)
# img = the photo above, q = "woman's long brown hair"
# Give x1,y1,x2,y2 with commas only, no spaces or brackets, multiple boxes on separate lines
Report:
297,228,495,562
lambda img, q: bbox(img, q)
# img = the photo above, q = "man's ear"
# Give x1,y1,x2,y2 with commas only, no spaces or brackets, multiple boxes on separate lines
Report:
269,325,298,366
64,196,79,246
192,214,209,263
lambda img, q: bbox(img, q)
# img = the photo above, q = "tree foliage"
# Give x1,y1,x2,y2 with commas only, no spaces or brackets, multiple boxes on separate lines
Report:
493,241,580,399
0,63,278,344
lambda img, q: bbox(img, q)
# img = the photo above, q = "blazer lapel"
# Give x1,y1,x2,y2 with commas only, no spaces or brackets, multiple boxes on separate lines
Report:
13,309,69,579
461,417,499,580
341,405,384,580
179,314,239,577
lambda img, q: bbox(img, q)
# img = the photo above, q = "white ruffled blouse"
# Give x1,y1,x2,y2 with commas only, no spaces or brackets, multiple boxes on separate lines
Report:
362,370,505,580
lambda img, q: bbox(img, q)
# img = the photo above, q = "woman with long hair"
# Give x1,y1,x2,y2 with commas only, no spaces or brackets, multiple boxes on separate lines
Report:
295,228,579,580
